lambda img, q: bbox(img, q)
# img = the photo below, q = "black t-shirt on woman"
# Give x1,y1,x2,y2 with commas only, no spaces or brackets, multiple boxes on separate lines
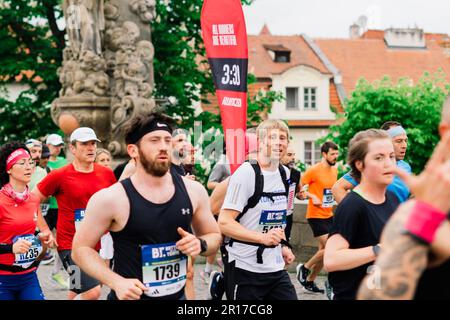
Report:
328,191,400,300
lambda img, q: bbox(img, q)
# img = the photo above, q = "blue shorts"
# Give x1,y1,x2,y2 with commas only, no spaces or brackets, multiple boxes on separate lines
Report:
0,270,45,300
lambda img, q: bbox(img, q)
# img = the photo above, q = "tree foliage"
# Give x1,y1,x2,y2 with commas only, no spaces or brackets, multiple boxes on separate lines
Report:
323,72,449,173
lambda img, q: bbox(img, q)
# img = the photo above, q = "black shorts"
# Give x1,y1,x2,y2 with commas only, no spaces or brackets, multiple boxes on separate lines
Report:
58,250,101,295
224,260,297,300
44,208,58,231
307,217,333,238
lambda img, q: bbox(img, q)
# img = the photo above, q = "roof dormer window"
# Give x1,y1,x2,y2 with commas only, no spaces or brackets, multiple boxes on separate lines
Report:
263,44,291,63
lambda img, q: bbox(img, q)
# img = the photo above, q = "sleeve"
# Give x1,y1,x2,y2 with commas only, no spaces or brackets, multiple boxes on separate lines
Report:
329,195,361,245
221,163,255,212
342,172,358,186
208,163,223,183
37,169,61,198
301,166,314,185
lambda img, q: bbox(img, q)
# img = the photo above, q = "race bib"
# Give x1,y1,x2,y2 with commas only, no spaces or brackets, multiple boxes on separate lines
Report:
13,234,43,269
74,209,85,231
141,242,187,298
258,210,287,233
40,203,50,217
287,183,297,214
322,189,334,208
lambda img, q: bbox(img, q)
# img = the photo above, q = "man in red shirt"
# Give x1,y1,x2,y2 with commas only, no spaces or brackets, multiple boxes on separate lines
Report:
33,127,116,300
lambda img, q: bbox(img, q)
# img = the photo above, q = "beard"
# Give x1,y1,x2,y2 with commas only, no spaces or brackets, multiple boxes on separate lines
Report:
326,159,337,166
138,148,171,177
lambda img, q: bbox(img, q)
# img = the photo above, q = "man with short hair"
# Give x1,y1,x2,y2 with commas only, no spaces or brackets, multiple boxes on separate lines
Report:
281,146,301,242
33,127,116,300
218,119,297,300
296,141,339,294
71,114,221,300
332,121,411,204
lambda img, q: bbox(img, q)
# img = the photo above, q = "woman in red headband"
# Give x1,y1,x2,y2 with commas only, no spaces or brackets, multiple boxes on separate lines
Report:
0,142,54,300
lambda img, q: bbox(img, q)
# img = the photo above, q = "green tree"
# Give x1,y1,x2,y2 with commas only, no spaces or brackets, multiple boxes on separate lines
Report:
324,72,449,174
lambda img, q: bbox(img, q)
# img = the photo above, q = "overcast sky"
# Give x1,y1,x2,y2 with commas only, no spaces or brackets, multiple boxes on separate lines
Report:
243,0,450,38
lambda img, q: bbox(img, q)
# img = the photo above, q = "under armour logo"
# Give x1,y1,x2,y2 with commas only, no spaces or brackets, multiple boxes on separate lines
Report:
181,208,191,215
157,123,167,127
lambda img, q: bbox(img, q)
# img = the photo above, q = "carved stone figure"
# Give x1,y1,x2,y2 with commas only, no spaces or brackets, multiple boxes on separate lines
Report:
130,0,156,23
64,0,105,56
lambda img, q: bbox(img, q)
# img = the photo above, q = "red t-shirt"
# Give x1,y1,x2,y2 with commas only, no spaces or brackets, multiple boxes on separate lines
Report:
0,193,40,275
37,163,116,251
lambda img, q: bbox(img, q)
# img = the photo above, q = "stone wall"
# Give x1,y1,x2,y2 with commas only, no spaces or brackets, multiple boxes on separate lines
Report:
288,201,318,271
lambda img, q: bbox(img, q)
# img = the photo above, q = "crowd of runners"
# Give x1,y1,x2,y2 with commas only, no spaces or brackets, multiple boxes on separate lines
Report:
0,96,449,300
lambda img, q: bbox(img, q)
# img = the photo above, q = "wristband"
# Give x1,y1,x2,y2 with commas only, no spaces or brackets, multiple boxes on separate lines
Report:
0,243,13,254
404,201,447,244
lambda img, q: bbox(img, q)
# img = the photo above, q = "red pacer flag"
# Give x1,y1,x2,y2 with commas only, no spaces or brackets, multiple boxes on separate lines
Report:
201,0,248,174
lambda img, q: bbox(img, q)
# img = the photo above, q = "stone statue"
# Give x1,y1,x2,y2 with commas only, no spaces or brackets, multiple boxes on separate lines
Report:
64,0,105,56
54,0,158,156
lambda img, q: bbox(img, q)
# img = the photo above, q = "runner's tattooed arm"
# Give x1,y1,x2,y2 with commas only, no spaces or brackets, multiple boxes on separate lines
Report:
358,202,430,300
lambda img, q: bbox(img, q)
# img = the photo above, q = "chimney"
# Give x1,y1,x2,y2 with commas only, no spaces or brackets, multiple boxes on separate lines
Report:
384,28,426,49
349,23,360,39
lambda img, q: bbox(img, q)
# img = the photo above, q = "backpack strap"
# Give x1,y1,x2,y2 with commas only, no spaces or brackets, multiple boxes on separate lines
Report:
235,162,263,223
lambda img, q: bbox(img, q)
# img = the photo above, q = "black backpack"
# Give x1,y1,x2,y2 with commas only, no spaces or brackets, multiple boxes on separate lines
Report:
226,162,293,264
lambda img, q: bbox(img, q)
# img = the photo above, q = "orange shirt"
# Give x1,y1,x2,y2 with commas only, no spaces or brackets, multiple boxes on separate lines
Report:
301,162,338,219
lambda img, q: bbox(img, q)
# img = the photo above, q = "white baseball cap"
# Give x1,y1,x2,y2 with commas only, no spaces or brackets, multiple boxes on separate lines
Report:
70,127,101,143
46,134,64,146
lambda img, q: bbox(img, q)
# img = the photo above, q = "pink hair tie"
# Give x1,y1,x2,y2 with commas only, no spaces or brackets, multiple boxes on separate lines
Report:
6,148,30,171
404,201,447,244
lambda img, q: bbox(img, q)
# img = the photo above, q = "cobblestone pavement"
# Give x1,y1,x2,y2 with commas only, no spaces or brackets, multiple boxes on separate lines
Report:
37,259,327,300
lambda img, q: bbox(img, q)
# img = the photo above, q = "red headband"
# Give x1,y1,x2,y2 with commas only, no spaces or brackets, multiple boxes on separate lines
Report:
6,148,30,171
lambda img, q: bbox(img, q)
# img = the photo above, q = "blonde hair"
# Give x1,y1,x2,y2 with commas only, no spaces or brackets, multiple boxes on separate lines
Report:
256,119,290,141
347,129,390,182
95,148,112,162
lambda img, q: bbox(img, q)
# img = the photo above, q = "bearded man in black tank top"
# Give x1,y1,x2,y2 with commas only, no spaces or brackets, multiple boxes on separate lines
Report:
71,113,221,300
358,96,450,300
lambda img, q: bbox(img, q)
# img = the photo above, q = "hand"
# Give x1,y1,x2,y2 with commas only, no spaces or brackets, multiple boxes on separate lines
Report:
311,194,322,206
298,190,307,200
113,278,148,300
282,246,295,266
394,132,450,213
176,227,201,257
260,228,285,247
38,231,57,248
12,239,32,254
185,174,196,181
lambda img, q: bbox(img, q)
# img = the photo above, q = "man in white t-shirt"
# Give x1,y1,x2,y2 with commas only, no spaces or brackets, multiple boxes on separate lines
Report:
218,119,297,300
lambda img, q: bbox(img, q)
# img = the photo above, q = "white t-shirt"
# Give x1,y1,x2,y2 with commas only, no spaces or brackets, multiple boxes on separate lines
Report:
222,162,290,273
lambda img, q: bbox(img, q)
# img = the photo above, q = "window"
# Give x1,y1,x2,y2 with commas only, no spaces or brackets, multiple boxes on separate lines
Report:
304,87,317,110
274,51,290,63
286,87,298,109
304,141,322,165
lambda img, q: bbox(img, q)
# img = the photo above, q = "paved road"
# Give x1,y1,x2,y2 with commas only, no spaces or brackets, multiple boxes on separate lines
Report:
37,259,327,300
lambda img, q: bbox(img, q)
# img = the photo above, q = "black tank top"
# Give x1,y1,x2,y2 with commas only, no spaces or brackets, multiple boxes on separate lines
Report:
109,172,193,300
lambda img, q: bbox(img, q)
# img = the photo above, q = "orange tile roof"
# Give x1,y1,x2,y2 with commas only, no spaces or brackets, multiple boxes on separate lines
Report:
315,31,450,95
248,34,331,78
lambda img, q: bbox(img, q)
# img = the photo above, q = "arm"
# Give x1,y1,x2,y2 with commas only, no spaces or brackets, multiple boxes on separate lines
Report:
32,186,49,203
210,178,229,215
119,160,136,181
332,176,355,204
72,185,147,300
207,181,219,190
180,179,221,257
218,209,285,246
324,234,377,272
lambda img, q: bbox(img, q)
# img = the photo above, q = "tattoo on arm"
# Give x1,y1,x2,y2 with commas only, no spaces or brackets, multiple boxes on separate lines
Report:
358,213,429,300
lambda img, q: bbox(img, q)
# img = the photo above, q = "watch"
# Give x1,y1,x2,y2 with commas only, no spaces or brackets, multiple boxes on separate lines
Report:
198,238,208,254
372,244,381,257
